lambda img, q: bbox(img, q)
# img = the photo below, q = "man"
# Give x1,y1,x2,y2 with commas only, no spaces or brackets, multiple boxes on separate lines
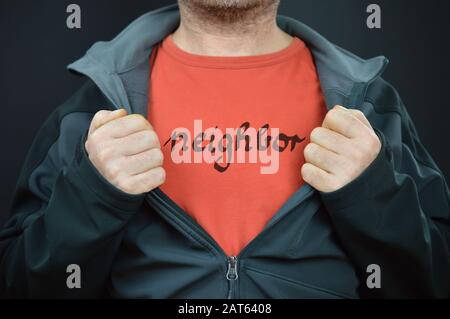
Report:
0,1,449,298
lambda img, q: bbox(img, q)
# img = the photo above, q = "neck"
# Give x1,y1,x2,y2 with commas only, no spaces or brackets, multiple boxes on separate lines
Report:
173,0,293,57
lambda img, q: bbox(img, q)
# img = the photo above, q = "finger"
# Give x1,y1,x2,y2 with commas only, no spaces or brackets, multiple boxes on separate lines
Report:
348,109,372,129
89,109,127,136
323,106,367,138
117,130,161,156
304,142,345,174
123,149,164,176
301,163,337,193
124,167,166,195
95,114,153,139
310,127,352,155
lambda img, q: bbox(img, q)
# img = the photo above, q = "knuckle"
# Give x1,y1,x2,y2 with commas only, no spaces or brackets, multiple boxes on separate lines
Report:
93,110,109,121
105,161,122,180
144,129,156,141
152,167,166,185
310,127,322,141
301,164,313,181
159,168,167,183
97,147,114,163
130,114,146,122
328,108,340,119
352,109,365,117
144,130,160,148
151,149,164,166
89,131,110,148
304,143,317,158
369,134,382,151
303,144,312,158
323,111,334,124
356,138,379,162
88,131,100,144
96,110,110,116
130,114,150,128
324,109,342,126
138,116,150,127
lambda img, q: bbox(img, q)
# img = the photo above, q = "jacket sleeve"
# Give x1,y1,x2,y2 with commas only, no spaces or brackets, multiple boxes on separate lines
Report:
0,81,145,298
321,81,450,298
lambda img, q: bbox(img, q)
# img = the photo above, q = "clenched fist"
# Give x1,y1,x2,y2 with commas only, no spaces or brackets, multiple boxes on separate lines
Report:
301,105,381,193
85,109,165,195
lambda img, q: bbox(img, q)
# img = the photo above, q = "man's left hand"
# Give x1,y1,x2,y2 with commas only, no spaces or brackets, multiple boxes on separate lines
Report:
301,105,382,193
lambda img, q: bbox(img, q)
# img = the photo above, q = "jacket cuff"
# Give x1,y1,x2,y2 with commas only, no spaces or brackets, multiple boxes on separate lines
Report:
71,132,145,212
320,130,395,211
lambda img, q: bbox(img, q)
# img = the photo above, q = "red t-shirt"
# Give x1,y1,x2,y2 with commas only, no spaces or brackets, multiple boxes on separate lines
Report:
148,35,327,256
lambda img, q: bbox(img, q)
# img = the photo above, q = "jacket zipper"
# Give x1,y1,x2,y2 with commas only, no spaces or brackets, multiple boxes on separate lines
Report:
146,187,315,299
226,256,238,299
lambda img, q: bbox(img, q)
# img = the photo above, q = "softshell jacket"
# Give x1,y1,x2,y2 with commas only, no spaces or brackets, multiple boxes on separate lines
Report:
1,4,449,299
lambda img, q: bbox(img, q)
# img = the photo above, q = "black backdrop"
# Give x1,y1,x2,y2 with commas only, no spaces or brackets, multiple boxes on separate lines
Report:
1,0,449,226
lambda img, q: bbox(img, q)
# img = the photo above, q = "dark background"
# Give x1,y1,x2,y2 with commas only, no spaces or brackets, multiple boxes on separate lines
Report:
1,0,449,225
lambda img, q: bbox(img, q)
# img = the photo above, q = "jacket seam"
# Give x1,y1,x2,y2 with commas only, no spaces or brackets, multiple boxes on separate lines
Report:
244,265,356,299
323,87,348,98
117,54,153,75
168,217,218,257
149,201,220,259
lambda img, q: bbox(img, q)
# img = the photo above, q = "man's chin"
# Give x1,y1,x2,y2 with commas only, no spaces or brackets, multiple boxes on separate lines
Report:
179,0,280,23
181,0,278,10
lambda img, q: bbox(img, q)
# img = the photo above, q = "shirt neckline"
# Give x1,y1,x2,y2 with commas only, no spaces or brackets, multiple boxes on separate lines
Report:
160,35,306,70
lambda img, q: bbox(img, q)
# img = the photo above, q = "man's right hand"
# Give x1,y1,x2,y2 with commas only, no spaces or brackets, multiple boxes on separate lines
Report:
85,109,165,195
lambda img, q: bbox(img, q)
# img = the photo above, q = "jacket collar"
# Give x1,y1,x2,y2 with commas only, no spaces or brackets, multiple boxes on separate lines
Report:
68,4,389,113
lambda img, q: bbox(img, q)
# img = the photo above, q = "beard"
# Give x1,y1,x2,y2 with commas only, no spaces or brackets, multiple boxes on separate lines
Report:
179,0,280,24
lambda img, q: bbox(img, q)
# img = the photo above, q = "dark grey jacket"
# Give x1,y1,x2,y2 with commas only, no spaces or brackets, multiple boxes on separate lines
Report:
1,4,449,298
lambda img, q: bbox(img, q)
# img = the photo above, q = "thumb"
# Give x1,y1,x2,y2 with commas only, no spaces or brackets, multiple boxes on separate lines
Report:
88,109,128,136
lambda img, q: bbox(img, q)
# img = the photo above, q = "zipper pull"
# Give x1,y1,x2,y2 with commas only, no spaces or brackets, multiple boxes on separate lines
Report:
226,256,238,280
